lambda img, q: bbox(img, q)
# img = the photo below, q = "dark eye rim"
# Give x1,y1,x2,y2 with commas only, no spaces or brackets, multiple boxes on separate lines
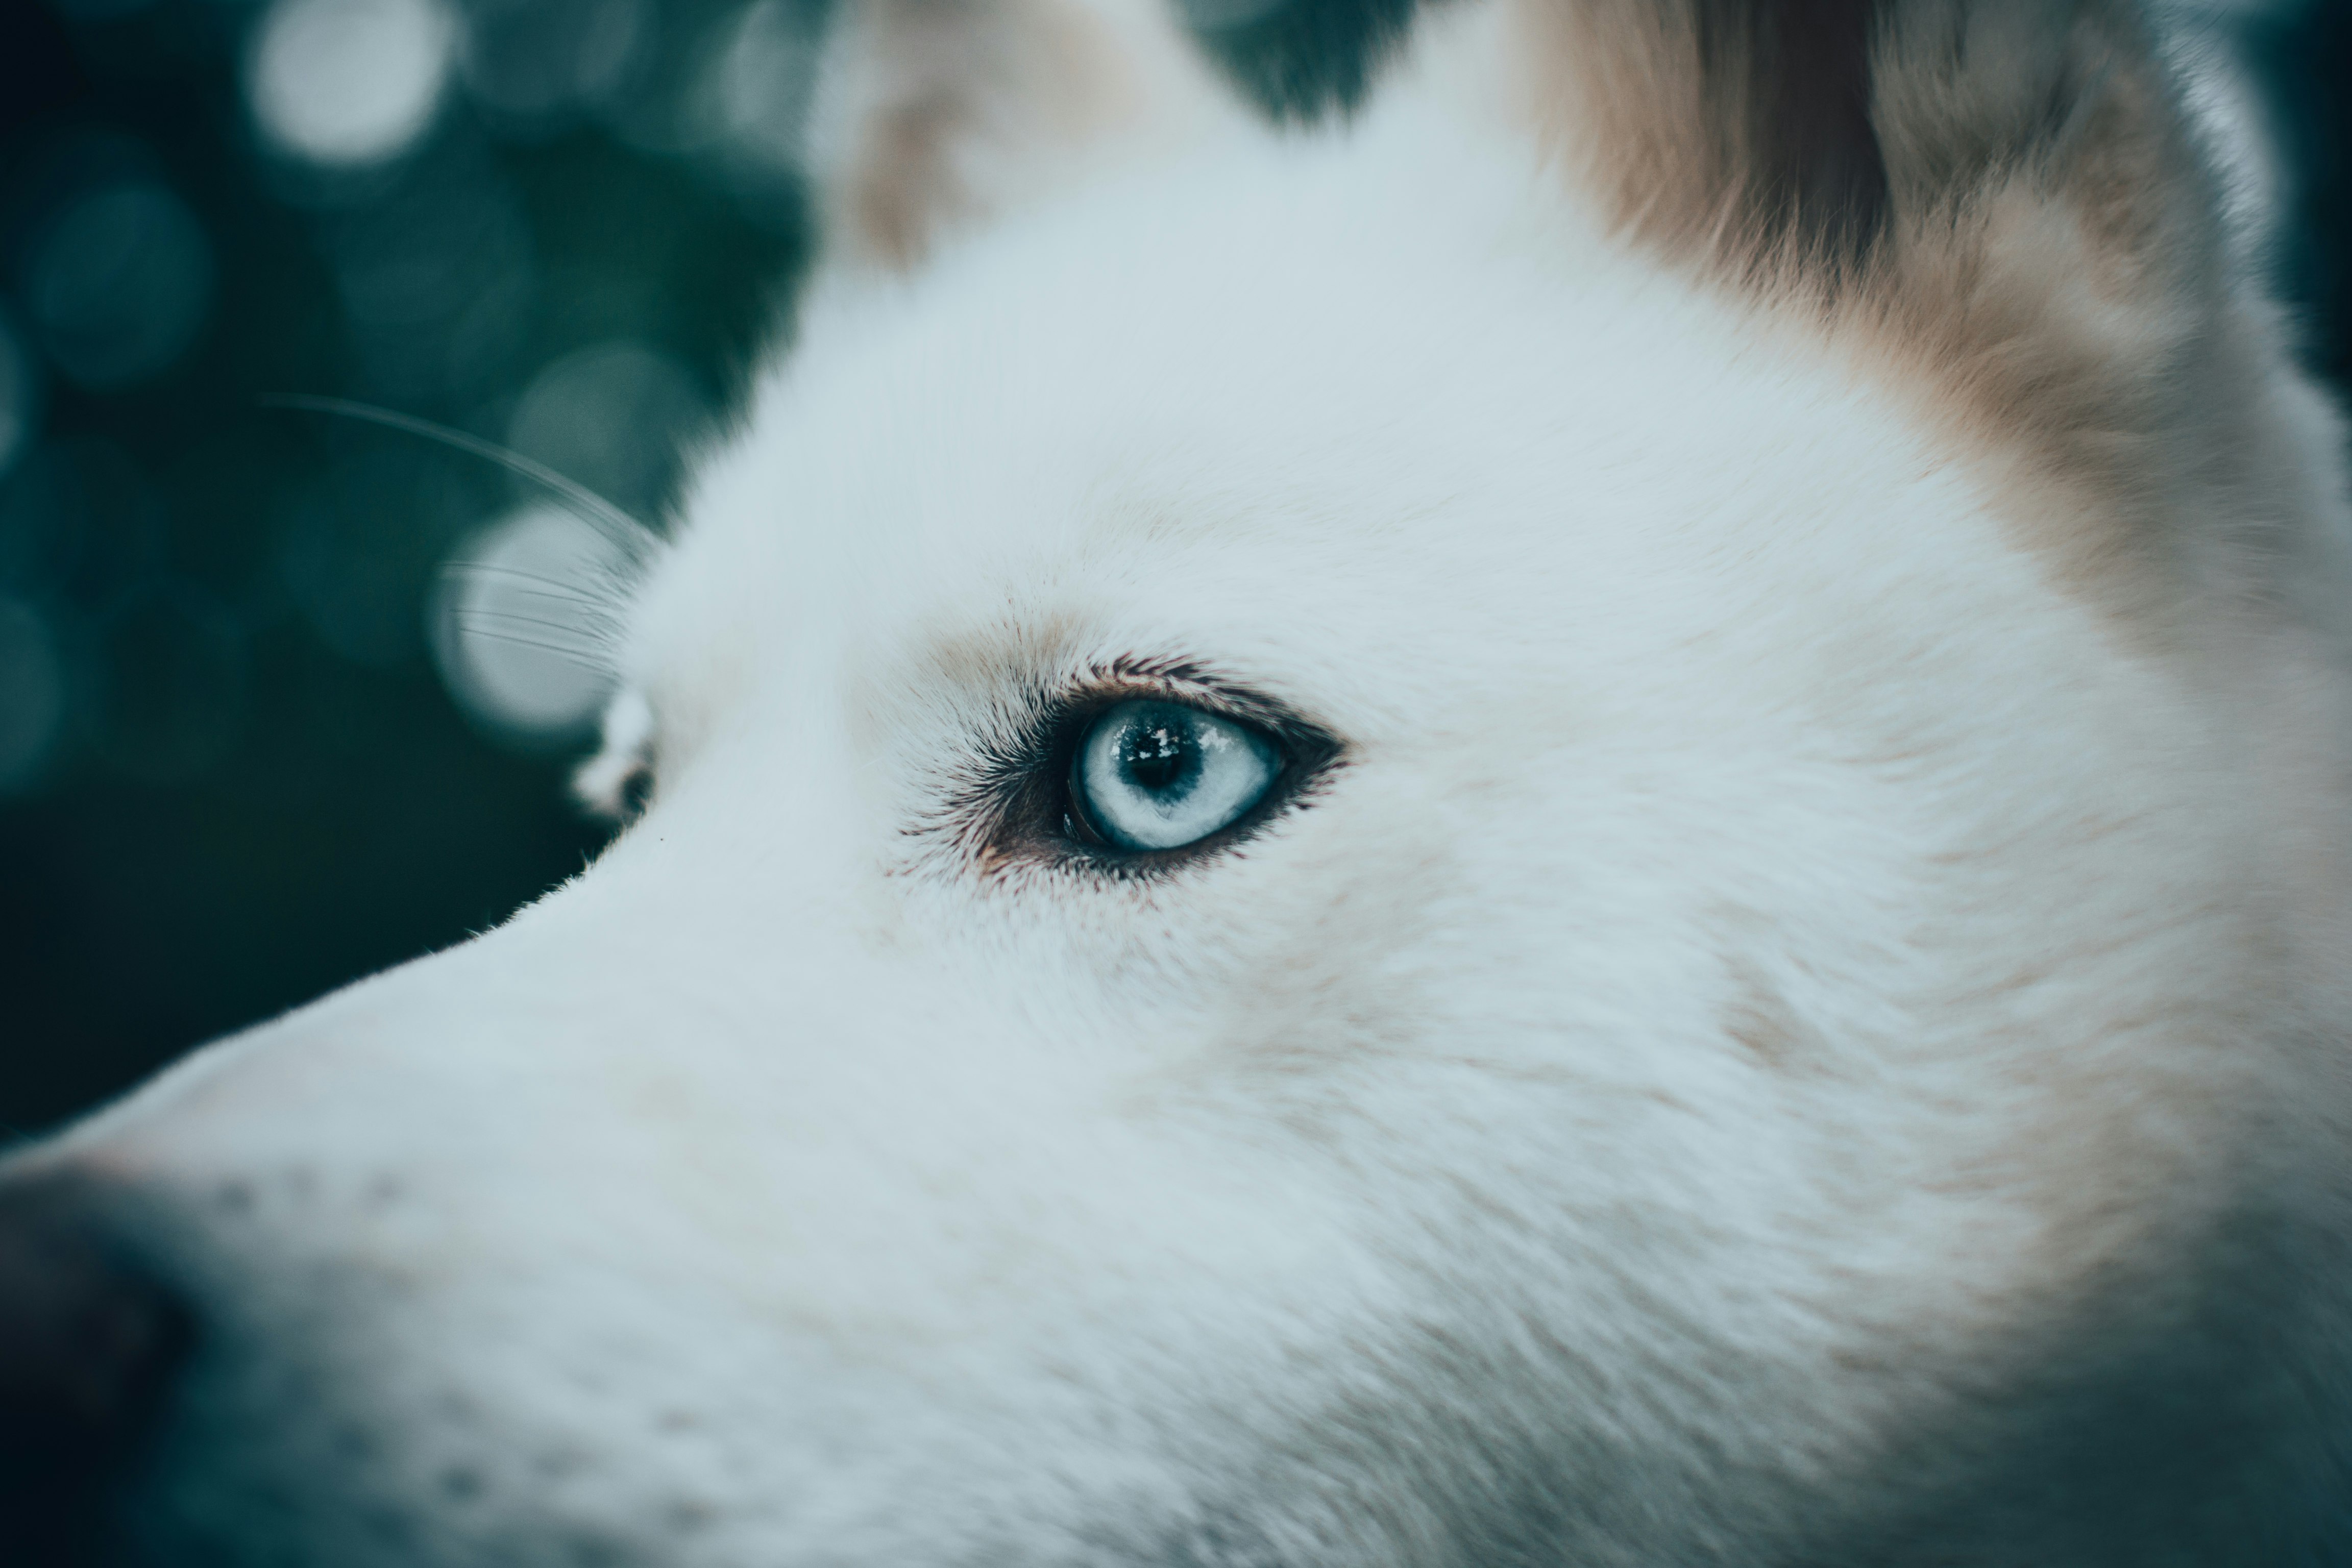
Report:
977,667,1342,876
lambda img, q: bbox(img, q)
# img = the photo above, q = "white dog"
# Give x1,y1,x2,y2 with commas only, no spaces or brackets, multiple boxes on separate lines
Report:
5,0,2350,1562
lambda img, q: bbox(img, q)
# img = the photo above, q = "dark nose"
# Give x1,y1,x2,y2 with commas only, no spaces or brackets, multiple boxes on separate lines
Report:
0,1177,190,1561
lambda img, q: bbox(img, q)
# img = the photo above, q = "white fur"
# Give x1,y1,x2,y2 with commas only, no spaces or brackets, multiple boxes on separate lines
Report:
25,3,2352,1563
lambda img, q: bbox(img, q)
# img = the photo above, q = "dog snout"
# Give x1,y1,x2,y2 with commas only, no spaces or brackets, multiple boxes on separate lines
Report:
0,1175,191,1562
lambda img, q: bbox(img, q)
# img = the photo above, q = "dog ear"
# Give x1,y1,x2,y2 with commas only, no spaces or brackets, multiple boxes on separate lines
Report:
1461,1,2219,292
1417,0,2283,593
804,0,1244,269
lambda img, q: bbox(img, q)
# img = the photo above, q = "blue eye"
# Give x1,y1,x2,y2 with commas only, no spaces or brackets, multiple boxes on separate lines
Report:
1070,700,1282,852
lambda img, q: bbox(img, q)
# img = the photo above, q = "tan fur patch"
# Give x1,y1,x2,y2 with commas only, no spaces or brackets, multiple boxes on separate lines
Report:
814,0,1231,268
1457,0,2315,623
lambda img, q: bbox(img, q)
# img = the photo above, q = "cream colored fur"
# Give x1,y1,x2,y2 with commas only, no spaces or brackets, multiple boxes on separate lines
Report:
17,0,2352,1562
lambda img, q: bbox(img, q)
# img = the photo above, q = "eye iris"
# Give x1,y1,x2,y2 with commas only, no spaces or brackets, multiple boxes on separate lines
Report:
1073,699,1281,853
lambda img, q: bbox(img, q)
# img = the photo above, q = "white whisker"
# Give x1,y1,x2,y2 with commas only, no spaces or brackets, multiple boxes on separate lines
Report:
263,393,658,559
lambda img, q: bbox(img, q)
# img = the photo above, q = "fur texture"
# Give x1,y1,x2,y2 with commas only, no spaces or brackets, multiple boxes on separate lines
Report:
10,1,2352,1563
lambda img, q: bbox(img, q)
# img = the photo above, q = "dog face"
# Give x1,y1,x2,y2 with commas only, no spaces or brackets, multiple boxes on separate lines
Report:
7,2,2352,1564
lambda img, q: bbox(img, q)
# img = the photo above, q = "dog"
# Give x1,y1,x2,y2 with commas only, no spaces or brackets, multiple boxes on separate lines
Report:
5,0,2351,1562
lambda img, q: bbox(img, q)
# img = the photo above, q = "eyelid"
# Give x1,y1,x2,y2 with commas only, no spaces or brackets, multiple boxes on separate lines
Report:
1050,666,1332,754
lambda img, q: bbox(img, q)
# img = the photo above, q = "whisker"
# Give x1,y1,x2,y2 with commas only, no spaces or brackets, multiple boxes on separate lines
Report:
456,605,620,648
440,560,622,608
451,620,619,674
261,394,657,558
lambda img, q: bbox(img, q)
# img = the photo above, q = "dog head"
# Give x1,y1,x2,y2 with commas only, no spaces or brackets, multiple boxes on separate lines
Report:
7,2,2351,1563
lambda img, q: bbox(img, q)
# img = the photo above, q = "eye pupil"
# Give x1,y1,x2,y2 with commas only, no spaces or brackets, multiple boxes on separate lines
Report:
1122,722,1193,794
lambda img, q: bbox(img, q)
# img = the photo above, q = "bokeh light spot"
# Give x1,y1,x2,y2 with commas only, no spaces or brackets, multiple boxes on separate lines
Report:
461,0,647,131
21,182,216,390
716,0,821,176
247,0,458,168
326,171,537,400
505,339,707,519
433,503,628,744
0,596,67,795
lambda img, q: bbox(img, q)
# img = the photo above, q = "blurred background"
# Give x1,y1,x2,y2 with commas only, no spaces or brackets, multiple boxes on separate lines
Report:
0,0,2345,1135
